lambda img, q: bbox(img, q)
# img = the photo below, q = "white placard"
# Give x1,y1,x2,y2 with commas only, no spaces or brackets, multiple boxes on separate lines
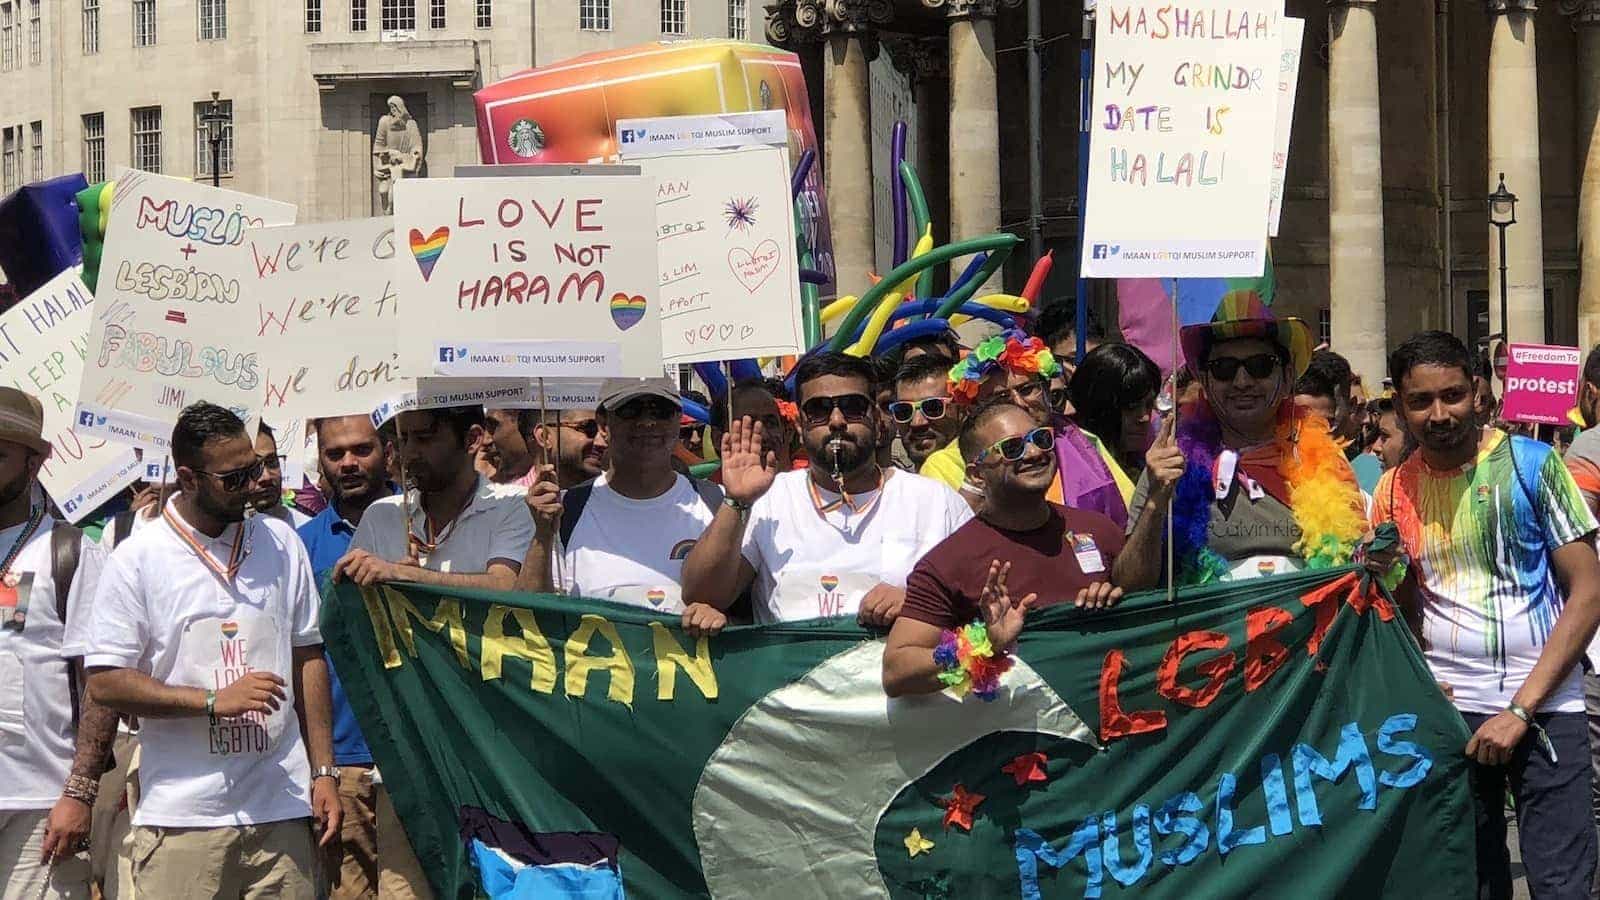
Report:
0,272,143,523
232,218,405,421
391,175,662,378
75,170,297,452
632,146,803,364
369,379,538,427
1080,2,1283,278
615,111,789,157
1267,17,1304,238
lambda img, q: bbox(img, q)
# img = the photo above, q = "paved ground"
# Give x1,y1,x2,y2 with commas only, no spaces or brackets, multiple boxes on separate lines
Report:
1509,818,1530,900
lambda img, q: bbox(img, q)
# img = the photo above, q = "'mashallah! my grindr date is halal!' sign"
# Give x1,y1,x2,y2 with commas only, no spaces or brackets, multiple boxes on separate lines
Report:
1081,1,1284,279
391,174,663,378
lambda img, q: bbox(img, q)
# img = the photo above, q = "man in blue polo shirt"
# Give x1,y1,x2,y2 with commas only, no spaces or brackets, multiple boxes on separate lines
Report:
297,415,425,900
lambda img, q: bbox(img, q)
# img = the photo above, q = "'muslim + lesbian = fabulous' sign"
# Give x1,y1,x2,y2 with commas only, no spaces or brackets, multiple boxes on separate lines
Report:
1081,2,1283,279
391,174,663,379
75,169,296,452
325,568,1474,898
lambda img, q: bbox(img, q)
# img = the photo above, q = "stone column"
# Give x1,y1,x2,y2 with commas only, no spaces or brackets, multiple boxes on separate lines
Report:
885,35,951,293
932,0,1005,293
1488,0,1546,344
1568,1,1600,349
1326,0,1388,387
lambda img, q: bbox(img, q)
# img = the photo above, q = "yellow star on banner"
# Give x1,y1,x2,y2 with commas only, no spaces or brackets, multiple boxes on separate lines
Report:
904,827,935,858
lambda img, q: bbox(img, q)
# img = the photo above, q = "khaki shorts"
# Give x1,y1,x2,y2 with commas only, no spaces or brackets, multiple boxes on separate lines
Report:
131,819,315,900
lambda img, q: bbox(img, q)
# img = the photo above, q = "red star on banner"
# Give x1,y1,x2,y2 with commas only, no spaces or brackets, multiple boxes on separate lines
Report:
1002,752,1049,786
940,784,985,832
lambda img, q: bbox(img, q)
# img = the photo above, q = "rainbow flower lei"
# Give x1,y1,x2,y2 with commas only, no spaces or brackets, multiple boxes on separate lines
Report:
1171,400,1366,586
934,621,1015,700
947,329,1062,405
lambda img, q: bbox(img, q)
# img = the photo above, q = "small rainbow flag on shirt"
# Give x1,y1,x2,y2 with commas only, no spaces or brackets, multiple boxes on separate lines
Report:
409,227,450,282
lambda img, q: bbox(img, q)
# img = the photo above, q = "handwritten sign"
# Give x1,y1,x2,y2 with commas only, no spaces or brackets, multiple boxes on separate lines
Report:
1267,17,1304,237
75,169,296,452
1080,2,1283,278
1502,343,1581,426
231,218,405,421
370,378,538,427
391,174,662,378
0,272,142,523
629,147,803,363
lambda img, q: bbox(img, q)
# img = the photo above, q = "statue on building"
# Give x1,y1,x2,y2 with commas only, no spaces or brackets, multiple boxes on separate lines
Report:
372,95,423,215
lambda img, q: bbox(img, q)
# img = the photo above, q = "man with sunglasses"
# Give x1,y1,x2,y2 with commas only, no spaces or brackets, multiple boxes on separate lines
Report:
516,379,728,635
682,353,972,626
78,403,339,899
518,408,608,491
891,355,963,470
885,398,1124,695
248,424,311,529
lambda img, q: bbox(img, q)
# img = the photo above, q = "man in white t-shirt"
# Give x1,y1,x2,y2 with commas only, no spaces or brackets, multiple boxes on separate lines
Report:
683,352,972,626
517,379,729,631
76,402,339,900
0,387,117,900
336,405,534,591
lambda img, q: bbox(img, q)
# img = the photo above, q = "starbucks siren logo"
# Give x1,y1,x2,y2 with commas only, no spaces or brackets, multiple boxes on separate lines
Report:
508,119,545,158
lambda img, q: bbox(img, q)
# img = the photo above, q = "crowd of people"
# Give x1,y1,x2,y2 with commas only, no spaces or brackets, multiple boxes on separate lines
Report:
4,298,1600,898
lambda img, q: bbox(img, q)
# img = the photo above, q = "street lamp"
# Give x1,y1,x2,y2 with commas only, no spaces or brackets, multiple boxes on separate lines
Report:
199,90,230,188
1488,172,1518,349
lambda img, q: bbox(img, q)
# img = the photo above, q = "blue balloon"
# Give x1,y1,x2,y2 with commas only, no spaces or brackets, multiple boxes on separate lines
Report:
728,359,764,382
873,319,955,356
691,362,728,401
681,398,711,424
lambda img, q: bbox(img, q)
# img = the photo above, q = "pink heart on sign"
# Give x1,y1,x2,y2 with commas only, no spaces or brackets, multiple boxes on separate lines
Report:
683,329,697,345
719,324,735,341
699,324,716,341
728,240,783,294
741,325,756,340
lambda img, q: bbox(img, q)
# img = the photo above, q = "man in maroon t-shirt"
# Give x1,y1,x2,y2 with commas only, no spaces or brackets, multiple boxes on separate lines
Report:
883,399,1125,696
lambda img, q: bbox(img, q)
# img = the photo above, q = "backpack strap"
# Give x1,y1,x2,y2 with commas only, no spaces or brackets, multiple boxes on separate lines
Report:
558,479,597,549
111,509,135,548
51,524,84,726
687,475,724,513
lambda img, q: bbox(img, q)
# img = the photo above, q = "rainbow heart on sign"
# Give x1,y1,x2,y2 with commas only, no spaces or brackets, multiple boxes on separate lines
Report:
409,227,450,282
610,292,647,331
646,589,666,606
819,575,839,592
221,621,239,639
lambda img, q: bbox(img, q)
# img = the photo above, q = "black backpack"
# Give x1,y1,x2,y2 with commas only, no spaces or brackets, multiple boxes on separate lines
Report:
50,524,84,724
559,476,723,548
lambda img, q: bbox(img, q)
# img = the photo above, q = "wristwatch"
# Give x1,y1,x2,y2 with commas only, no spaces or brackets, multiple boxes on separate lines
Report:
723,496,751,512
313,765,340,782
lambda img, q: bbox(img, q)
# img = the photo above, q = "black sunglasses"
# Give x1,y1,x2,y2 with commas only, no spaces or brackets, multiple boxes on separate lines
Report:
800,393,873,426
679,424,701,440
259,453,285,472
1048,387,1070,411
195,457,267,492
614,397,679,422
886,397,950,424
979,427,1056,463
1204,353,1280,382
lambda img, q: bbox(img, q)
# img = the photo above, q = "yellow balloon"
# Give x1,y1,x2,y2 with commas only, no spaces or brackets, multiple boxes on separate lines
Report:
846,291,904,357
896,228,935,296
972,293,1030,313
820,295,859,324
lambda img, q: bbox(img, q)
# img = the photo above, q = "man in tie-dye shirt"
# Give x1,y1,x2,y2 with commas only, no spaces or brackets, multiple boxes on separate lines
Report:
1374,331,1600,900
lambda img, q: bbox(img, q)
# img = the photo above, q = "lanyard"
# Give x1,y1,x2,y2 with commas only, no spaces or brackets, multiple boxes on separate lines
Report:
807,469,885,521
407,489,475,558
0,506,45,581
164,505,247,586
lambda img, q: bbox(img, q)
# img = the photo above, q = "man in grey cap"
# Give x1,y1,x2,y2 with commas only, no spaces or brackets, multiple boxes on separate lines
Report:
516,379,728,635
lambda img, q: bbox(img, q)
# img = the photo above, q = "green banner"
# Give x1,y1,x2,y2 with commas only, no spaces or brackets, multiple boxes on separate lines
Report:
322,567,1475,899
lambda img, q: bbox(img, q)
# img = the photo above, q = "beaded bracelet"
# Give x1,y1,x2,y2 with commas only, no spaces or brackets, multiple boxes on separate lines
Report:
934,620,1014,701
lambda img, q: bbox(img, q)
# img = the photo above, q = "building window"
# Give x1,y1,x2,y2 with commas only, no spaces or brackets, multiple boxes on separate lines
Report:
27,0,38,65
351,0,366,30
659,0,685,34
194,99,232,178
131,106,161,173
198,0,224,39
305,0,320,32
428,0,443,28
579,0,609,30
29,121,40,181
1317,307,1331,347
727,0,745,38
475,0,490,27
2,127,15,193
380,0,413,31
133,0,155,46
81,113,104,183
1,3,14,71
81,0,98,53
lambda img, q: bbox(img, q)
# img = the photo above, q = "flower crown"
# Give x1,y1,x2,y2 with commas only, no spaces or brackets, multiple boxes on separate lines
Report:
946,329,1061,405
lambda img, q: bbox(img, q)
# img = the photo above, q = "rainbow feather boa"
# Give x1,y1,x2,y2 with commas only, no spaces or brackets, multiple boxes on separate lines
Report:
1170,401,1366,586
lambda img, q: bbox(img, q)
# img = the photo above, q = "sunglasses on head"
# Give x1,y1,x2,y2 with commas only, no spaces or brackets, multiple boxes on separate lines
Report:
800,393,873,426
979,427,1056,463
1203,353,1280,382
886,397,950,424
195,456,267,493
614,397,679,422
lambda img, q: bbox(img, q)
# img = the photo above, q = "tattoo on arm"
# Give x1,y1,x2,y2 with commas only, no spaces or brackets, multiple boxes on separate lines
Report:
69,661,120,781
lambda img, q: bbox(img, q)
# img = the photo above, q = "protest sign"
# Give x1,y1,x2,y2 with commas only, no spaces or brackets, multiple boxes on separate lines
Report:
326,569,1474,899
391,174,662,378
230,218,405,422
369,378,538,428
1080,2,1283,278
631,146,803,363
615,110,789,157
1501,342,1581,426
0,271,142,522
1267,17,1304,237
75,170,296,452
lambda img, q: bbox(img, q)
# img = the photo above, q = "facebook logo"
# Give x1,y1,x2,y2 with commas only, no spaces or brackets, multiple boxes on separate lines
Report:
77,410,94,427
1092,244,1109,259
621,129,635,144
63,499,78,514
438,347,456,363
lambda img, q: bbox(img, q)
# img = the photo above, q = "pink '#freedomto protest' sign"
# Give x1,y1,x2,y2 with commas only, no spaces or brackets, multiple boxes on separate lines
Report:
1502,342,1581,426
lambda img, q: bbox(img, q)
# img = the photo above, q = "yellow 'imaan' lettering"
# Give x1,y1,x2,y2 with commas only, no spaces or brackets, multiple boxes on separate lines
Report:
480,604,557,694
362,586,403,670
647,621,718,701
564,614,635,707
385,591,471,669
